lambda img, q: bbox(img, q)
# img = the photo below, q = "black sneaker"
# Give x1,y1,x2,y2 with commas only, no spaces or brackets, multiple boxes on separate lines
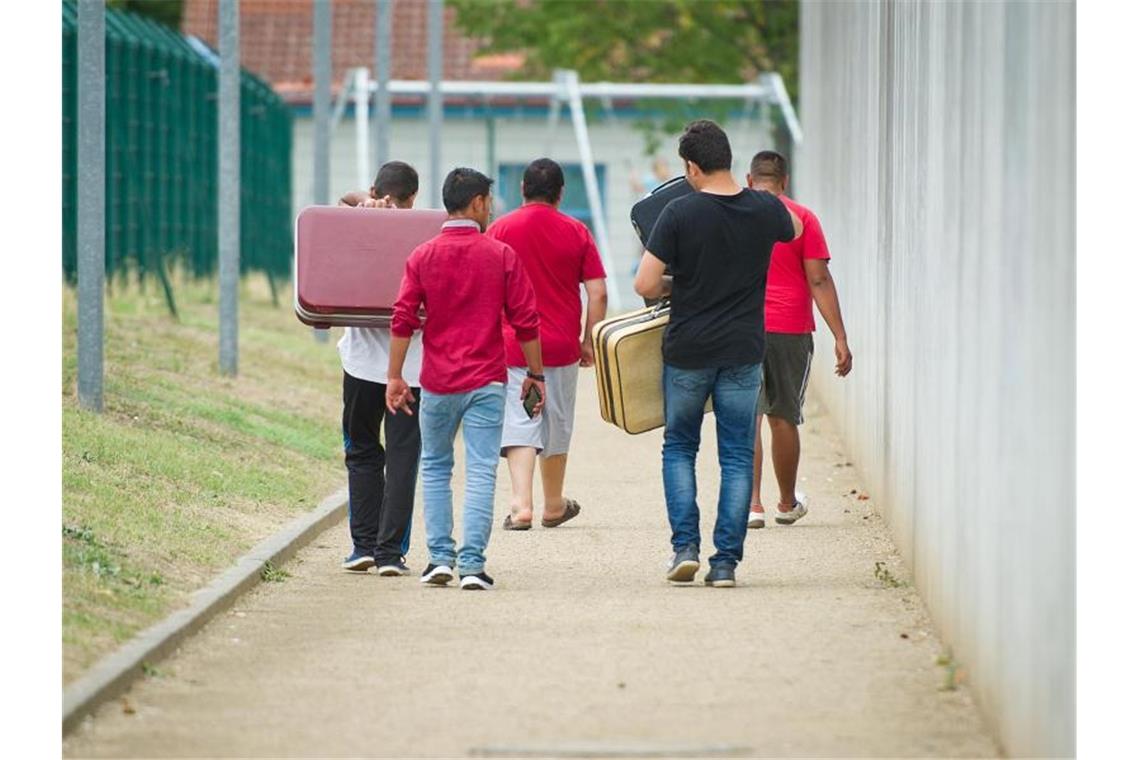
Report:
666,544,700,583
703,565,736,588
376,559,410,577
341,551,375,572
420,563,454,586
459,572,495,591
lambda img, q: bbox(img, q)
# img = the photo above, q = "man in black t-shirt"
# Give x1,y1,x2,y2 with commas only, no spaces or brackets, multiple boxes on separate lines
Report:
634,119,802,588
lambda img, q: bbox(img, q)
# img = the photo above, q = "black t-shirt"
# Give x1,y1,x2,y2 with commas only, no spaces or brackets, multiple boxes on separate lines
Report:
646,189,795,369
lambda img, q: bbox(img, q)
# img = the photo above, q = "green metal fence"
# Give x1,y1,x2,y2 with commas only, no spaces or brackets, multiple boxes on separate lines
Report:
62,1,292,296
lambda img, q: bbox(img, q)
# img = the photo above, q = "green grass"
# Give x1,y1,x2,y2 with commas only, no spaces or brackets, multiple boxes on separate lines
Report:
62,276,345,683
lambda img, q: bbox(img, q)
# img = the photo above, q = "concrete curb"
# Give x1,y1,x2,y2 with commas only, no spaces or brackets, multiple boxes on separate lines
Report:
62,487,348,735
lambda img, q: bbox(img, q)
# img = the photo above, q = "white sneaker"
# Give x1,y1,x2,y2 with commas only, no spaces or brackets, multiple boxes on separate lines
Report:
747,510,766,529
774,496,808,525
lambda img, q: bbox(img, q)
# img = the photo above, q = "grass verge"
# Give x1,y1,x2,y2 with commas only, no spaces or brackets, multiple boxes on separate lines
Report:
62,276,345,684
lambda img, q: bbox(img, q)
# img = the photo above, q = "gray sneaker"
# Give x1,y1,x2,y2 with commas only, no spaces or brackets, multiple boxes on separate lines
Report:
666,545,700,583
703,565,736,588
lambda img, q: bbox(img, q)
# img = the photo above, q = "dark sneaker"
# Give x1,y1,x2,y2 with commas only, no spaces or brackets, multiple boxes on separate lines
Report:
376,559,410,577
342,551,375,572
704,565,736,588
666,544,700,583
459,572,495,591
420,563,454,586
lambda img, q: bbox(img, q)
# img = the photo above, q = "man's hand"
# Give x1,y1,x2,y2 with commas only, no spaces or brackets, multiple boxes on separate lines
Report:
520,375,546,417
359,194,395,208
385,377,415,415
579,338,595,367
834,339,853,377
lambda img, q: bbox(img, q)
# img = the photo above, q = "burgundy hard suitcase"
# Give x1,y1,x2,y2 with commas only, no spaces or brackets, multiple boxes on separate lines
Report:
294,205,447,328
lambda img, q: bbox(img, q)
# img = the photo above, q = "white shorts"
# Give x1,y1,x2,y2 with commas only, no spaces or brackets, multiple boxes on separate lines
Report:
500,364,579,457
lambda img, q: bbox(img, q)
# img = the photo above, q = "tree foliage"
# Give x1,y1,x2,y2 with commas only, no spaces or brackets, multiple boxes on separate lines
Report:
450,0,797,92
106,0,184,30
449,0,797,152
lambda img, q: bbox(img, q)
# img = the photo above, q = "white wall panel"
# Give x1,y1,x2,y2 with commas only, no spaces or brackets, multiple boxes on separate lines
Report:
799,2,1075,756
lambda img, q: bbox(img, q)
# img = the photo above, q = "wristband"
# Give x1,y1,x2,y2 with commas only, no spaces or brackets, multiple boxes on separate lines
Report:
526,371,545,382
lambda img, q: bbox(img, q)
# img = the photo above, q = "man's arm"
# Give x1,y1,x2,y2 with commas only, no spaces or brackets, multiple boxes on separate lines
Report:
579,278,608,367
338,190,370,207
633,252,670,300
803,259,852,376
385,335,415,414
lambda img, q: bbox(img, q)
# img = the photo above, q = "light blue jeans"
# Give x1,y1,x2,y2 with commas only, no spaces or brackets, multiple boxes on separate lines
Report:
419,383,506,575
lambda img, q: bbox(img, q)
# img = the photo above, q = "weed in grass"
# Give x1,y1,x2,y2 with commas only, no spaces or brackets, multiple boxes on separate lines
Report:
874,561,905,588
141,662,166,679
261,561,291,583
936,649,964,691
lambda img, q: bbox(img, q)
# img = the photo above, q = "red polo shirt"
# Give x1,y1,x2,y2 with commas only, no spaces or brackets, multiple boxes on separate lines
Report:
765,195,831,334
391,220,540,395
486,202,607,367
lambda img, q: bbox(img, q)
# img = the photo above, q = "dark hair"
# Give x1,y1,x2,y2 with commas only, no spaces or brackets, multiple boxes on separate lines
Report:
372,160,419,202
749,150,788,182
441,167,494,213
522,158,565,203
678,119,732,173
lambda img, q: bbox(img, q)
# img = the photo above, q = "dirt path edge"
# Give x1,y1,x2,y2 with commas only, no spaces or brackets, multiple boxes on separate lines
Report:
62,488,349,735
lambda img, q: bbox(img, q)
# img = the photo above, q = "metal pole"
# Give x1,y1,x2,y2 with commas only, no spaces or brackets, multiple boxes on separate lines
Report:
312,0,331,343
427,0,443,208
313,0,331,206
354,67,371,189
373,0,391,168
218,0,240,375
561,69,621,310
77,0,105,411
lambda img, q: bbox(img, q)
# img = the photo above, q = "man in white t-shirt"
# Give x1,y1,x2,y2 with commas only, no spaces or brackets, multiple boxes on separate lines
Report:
337,161,425,576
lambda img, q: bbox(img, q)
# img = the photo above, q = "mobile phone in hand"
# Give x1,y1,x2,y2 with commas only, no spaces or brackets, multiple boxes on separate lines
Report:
523,384,542,418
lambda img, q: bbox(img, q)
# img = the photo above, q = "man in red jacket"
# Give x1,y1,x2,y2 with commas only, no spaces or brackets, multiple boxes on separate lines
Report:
387,168,545,591
745,151,852,528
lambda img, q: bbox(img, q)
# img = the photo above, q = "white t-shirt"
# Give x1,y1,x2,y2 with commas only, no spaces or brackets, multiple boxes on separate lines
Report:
337,326,424,387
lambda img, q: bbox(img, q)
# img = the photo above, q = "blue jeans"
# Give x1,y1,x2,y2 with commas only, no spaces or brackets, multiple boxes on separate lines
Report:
419,383,506,575
662,362,763,568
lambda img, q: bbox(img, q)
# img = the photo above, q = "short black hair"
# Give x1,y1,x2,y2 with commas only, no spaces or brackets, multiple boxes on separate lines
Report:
372,161,419,202
750,150,788,182
441,167,494,213
522,158,564,203
678,119,732,173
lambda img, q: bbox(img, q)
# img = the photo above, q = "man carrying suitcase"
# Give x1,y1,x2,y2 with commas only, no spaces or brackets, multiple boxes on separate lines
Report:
487,158,608,531
386,168,545,591
336,160,425,577
634,120,802,588
745,151,852,529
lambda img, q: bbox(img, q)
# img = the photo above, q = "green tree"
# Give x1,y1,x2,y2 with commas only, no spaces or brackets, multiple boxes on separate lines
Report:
449,0,798,151
106,0,183,30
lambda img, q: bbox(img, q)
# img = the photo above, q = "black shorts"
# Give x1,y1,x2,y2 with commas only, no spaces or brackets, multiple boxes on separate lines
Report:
758,333,814,425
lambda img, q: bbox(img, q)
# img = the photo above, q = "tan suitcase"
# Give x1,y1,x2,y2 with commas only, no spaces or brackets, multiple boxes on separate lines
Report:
592,304,712,434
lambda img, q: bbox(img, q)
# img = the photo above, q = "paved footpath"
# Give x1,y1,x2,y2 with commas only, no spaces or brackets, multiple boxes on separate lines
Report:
65,371,999,758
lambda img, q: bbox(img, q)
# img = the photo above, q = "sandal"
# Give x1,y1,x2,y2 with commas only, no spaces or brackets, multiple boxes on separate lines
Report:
541,499,581,528
502,513,532,531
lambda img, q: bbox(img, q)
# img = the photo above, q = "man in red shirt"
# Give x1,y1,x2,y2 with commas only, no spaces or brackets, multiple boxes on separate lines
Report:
387,168,545,591
745,151,853,528
487,158,608,531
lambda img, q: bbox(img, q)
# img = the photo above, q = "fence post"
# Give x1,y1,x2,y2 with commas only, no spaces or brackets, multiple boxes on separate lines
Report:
373,0,391,168
218,0,240,376
427,0,443,207
311,0,332,343
77,0,105,412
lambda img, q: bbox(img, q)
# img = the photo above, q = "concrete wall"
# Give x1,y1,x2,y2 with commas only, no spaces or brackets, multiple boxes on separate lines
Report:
291,114,779,309
798,2,1074,755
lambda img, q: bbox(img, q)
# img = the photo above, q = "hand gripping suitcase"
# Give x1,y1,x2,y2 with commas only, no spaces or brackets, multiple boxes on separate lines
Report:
294,205,447,328
591,302,712,435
